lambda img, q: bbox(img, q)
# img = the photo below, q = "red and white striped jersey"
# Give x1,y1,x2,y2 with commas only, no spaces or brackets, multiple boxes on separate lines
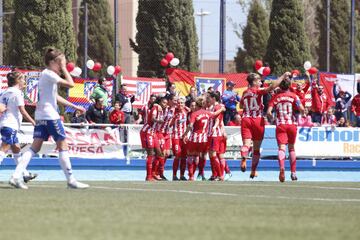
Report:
240,87,267,118
269,91,301,126
172,108,188,139
158,107,175,134
208,103,224,137
140,104,163,134
189,109,214,143
139,104,150,125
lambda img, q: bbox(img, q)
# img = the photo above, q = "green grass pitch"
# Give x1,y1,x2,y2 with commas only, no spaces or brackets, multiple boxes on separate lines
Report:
0,181,359,240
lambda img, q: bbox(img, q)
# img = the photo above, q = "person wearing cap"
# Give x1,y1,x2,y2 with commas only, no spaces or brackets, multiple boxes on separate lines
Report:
311,81,329,124
333,83,352,121
221,81,240,125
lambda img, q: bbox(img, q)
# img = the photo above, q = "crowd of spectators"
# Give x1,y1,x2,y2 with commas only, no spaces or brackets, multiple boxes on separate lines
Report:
64,77,360,129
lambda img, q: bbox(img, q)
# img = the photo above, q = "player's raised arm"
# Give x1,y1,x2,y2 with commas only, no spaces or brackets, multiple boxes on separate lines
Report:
265,72,291,93
57,95,85,114
56,54,75,88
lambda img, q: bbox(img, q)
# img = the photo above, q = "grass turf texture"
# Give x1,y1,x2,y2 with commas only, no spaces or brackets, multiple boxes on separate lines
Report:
0,181,359,240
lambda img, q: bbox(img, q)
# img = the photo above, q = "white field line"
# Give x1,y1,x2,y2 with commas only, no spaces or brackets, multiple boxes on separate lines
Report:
28,184,360,203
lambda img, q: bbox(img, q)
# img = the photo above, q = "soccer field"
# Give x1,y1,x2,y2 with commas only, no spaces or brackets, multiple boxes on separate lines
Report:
1,181,359,240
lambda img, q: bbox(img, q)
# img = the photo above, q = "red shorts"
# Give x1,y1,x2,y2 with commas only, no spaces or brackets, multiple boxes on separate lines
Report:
141,132,159,149
157,133,171,151
187,141,208,154
209,136,222,152
276,124,297,145
172,138,187,158
219,137,227,154
241,117,265,141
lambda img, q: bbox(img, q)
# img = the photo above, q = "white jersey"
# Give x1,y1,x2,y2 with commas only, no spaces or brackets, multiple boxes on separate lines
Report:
35,69,62,120
0,87,24,130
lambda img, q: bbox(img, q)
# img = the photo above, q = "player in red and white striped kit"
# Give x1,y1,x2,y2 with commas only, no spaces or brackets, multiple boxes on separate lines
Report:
267,77,304,182
156,94,178,180
140,96,168,181
240,72,288,178
207,92,225,181
170,96,189,181
136,94,157,124
183,97,225,181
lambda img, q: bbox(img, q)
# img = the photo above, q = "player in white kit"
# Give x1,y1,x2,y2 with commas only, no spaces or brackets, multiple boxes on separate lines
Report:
9,48,89,189
0,72,37,183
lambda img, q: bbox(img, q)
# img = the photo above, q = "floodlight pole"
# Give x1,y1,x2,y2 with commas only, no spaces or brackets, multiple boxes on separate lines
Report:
219,0,226,73
83,1,88,78
326,0,330,72
196,9,211,73
350,0,355,74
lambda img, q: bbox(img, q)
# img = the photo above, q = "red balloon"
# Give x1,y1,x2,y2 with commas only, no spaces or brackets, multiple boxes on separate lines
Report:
114,65,122,75
93,62,102,72
66,62,75,72
160,58,169,67
263,67,271,76
308,67,318,75
165,52,174,62
254,60,263,70
291,69,300,77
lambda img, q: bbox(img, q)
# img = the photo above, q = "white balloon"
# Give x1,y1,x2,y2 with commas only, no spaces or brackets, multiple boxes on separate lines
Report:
170,58,180,67
107,65,115,75
257,67,265,75
304,61,312,70
86,60,95,70
71,67,82,77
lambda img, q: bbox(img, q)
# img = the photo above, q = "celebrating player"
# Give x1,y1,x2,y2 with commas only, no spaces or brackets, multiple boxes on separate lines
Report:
267,77,304,182
0,72,37,183
9,48,89,189
240,72,288,178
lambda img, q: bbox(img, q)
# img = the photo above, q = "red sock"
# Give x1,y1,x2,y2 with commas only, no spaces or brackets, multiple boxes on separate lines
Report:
219,158,225,177
152,157,160,176
187,156,194,179
159,157,166,176
180,157,186,176
199,157,206,176
251,150,260,172
210,156,220,177
224,160,230,174
146,155,153,179
289,148,296,173
241,145,249,158
278,149,286,169
173,157,180,176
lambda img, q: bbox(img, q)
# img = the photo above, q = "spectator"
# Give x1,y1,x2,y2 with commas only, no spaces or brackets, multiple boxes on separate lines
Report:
351,85,360,127
207,86,214,94
167,83,178,96
90,77,109,108
311,82,329,124
221,81,240,125
71,109,87,128
337,116,346,127
86,98,108,127
298,107,318,127
290,79,310,107
185,86,197,107
227,113,241,126
333,84,352,121
321,107,337,126
109,101,125,125
115,84,135,124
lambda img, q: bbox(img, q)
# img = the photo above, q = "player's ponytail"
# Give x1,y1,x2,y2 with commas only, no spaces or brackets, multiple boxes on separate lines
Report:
7,71,24,87
44,47,63,65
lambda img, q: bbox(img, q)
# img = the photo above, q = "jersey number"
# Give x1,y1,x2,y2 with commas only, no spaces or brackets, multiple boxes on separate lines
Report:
276,102,293,120
201,119,208,132
243,98,259,111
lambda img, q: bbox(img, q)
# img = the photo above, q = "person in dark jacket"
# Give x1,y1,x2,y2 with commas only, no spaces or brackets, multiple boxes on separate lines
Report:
115,84,135,124
71,109,87,128
86,98,108,128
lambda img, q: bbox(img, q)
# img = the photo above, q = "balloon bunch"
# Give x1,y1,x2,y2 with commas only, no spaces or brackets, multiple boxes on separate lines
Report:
160,52,180,67
86,60,121,76
254,60,271,77
303,61,318,75
66,62,82,77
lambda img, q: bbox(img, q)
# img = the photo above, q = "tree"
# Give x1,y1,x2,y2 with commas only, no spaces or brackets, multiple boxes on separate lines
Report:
3,0,14,65
303,0,321,65
234,0,269,72
77,0,115,75
316,0,349,73
264,0,311,75
10,0,76,66
130,0,198,78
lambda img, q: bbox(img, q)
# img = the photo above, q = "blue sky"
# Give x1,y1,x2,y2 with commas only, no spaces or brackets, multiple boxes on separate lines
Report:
193,0,247,60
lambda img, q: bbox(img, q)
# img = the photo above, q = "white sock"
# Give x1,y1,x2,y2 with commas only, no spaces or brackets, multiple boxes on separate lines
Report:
14,153,30,177
0,151,5,165
59,151,75,183
12,149,35,179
